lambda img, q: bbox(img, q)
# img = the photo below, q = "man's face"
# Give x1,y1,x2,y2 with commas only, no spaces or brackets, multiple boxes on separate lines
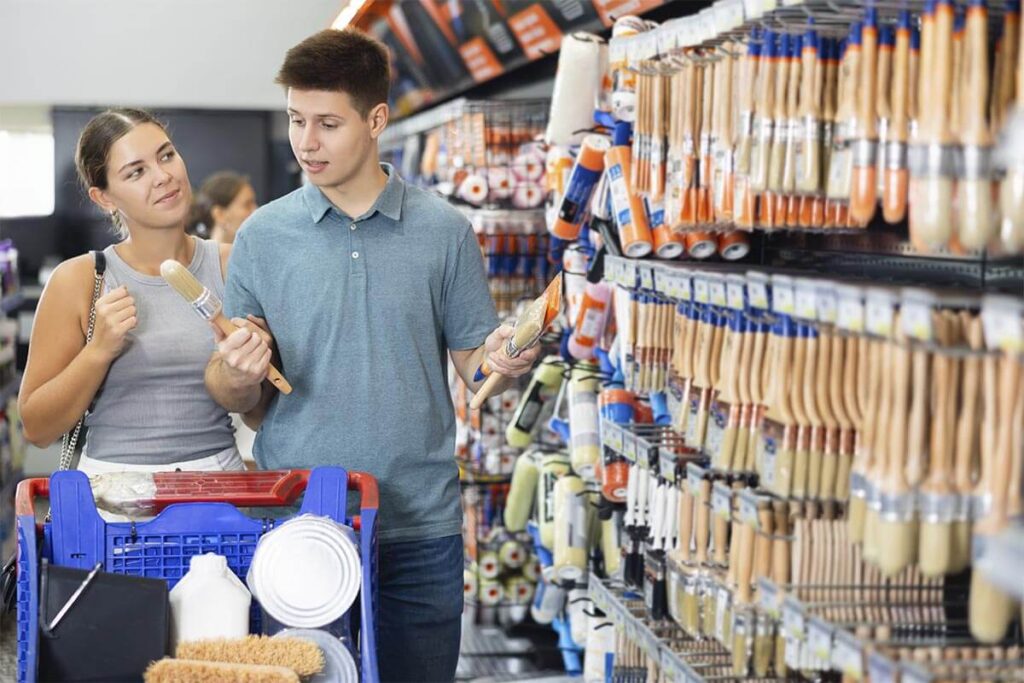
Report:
287,88,379,189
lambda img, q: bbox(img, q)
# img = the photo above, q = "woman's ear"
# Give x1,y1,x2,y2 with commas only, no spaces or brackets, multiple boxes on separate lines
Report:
87,186,117,215
368,103,390,139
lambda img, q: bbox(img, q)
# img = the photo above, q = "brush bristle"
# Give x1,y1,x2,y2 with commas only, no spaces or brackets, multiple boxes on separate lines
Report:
918,521,953,577
875,518,918,576
848,497,866,542
969,570,1015,643
160,259,207,303
144,658,300,683
176,635,324,677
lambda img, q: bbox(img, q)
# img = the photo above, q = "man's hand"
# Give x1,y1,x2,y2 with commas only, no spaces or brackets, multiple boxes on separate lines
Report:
212,315,274,389
483,324,541,378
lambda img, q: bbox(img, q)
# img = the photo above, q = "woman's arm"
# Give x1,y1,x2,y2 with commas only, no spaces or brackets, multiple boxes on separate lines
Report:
18,256,136,446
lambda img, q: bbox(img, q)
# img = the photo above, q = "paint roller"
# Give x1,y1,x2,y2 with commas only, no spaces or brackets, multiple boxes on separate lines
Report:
505,450,541,532
550,136,609,241
506,357,565,449
471,274,562,410
458,173,489,205
568,362,602,482
537,452,571,550
530,575,566,625
160,260,292,395
568,282,612,361
553,474,588,582
605,122,654,258
547,33,606,147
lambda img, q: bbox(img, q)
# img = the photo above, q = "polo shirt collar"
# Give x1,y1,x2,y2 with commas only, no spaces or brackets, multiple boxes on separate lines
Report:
302,162,405,224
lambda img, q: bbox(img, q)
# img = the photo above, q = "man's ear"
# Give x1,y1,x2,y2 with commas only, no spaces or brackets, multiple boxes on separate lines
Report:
87,186,117,215
368,102,390,139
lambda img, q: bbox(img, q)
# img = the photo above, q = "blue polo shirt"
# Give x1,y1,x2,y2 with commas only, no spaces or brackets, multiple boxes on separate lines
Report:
224,164,498,543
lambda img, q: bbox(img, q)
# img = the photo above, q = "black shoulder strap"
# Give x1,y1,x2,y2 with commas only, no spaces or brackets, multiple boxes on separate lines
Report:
92,250,106,276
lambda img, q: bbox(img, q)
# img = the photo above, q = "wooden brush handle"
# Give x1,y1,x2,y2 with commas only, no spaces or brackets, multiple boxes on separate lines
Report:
886,335,913,495
800,36,816,118
1007,359,1023,518
786,42,802,120
695,479,712,563
753,504,774,581
931,1,956,144
905,341,931,490
771,501,789,584
923,314,956,493
829,332,851,428
919,8,936,140
859,20,879,138
213,314,293,395
710,320,725,388
837,35,861,125
950,23,965,143
891,25,911,141
677,484,695,563
789,329,809,425
736,516,756,604
870,337,895,488
961,1,991,146
976,355,1021,534
953,314,984,494
977,351,999,503
876,31,893,124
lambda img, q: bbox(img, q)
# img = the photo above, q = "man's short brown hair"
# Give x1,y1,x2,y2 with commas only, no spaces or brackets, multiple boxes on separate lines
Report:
276,28,391,117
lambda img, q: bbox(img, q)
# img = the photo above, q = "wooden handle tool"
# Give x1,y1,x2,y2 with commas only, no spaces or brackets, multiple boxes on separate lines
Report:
884,13,913,223
850,7,880,226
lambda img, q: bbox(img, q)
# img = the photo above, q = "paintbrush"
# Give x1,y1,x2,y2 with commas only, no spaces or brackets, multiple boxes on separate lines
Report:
957,0,996,250
862,323,895,564
911,0,957,251
471,273,562,409
782,33,804,227
788,319,811,501
160,260,292,395
796,26,822,199
680,57,699,227
884,13,913,224
826,22,862,203
950,312,983,572
850,6,880,226
714,45,736,222
875,318,918,577
734,34,762,229
697,57,715,224
848,333,879,543
874,24,894,207
969,351,1021,642
750,31,777,198
815,321,839,502
764,33,793,228
999,1,1024,254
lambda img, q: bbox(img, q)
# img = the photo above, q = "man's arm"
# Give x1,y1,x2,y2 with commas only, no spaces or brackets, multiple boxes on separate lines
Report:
449,323,541,394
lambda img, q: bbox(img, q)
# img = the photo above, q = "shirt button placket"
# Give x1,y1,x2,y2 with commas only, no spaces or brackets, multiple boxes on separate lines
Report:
349,220,364,274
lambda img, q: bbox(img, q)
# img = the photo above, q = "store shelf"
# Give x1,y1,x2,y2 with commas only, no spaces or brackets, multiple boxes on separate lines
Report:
0,293,22,314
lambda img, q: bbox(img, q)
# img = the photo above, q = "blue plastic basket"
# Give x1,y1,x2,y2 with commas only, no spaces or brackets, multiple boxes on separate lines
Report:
15,466,379,683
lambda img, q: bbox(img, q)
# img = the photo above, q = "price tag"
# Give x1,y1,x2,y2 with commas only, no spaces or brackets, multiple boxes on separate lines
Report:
757,578,780,618
622,260,638,289
832,630,865,680
636,436,651,469
727,278,746,311
900,663,934,683
900,292,934,342
687,463,705,494
715,586,731,642
606,421,624,454
795,281,817,320
657,448,676,483
837,289,865,333
808,617,833,665
747,275,770,310
709,277,727,307
712,482,732,519
782,597,806,641
866,290,896,337
623,430,637,463
772,277,795,315
817,287,838,325
867,651,897,683
982,298,1024,353
693,277,710,304
739,490,760,527
640,265,655,291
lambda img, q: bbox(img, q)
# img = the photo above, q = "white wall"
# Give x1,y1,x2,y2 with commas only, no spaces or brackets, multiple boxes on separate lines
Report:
0,0,343,110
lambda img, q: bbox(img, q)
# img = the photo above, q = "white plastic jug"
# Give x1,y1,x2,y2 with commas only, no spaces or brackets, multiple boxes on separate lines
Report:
170,553,251,646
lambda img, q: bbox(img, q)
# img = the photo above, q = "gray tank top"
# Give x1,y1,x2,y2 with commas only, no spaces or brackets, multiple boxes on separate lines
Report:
83,238,235,465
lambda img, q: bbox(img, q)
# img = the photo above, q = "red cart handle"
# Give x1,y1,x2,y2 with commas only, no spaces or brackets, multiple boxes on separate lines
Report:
16,469,379,521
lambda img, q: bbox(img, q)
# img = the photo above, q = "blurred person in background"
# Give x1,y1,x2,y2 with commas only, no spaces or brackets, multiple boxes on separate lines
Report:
188,171,258,244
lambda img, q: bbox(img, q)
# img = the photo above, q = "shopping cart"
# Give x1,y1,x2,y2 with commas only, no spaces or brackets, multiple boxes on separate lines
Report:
14,466,379,683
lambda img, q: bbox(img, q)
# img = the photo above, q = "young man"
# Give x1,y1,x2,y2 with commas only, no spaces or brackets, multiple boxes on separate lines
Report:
205,29,539,682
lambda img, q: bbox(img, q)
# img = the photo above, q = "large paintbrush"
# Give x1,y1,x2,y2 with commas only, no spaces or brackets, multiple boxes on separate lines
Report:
160,260,292,395
471,273,563,409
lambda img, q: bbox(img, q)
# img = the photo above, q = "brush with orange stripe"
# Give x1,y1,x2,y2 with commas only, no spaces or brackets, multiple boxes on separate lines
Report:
713,43,736,223
697,56,715,225
850,7,881,228
883,12,913,225
733,34,762,230
470,273,563,410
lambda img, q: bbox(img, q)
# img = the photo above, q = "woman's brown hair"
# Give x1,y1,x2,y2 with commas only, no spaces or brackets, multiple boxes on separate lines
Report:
187,171,249,238
74,108,166,239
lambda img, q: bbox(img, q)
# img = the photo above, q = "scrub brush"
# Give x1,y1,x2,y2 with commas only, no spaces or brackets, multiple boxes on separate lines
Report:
176,635,325,678
144,659,300,683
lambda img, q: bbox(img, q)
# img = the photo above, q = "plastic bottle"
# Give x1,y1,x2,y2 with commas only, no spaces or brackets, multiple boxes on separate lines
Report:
170,553,251,646
568,282,612,360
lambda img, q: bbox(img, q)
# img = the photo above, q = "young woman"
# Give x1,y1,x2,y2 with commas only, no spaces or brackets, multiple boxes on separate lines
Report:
19,108,271,476
188,171,258,245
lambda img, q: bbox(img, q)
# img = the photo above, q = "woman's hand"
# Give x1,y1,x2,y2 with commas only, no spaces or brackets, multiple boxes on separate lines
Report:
87,285,137,362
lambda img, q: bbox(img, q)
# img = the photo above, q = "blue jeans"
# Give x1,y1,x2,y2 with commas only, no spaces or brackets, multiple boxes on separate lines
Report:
377,534,464,682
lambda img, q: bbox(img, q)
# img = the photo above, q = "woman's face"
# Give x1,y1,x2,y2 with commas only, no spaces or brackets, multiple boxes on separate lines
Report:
89,122,192,232
214,182,258,237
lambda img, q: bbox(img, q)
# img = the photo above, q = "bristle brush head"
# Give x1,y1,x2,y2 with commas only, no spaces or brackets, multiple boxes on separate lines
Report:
160,259,206,303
